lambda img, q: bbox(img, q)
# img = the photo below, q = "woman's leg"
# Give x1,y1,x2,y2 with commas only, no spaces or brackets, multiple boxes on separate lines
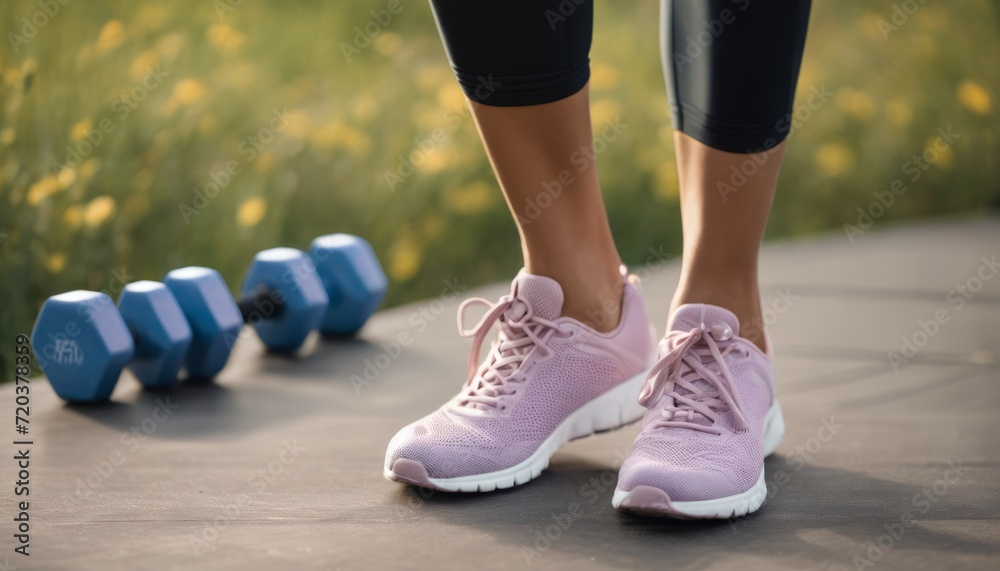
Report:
671,135,783,351
470,88,624,331
384,0,659,493
613,0,812,519
664,0,811,350
430,0,623,331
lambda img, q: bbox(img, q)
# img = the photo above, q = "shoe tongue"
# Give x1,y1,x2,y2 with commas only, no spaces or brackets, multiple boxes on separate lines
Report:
460,271,563,411
668,304,741,337
512,271,564,321
660,304,741,428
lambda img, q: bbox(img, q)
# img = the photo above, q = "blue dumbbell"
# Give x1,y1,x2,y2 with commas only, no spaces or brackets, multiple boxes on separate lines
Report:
30,282,194,403
161,234,387,367
32,235,387,402
165,235,387,358
164,248,330,369
31,252,326,403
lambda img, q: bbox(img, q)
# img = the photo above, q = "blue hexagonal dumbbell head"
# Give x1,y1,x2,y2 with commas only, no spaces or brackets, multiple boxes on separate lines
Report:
164,267,242,379
31,291,134,403
241,248,329,352
308,234,387,336
117,281,193,389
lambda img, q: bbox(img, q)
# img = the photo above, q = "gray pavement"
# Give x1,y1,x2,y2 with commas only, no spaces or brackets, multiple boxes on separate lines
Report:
3,216,999,570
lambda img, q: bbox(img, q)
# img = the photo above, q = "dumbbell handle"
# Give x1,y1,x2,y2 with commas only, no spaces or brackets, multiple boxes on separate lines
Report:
236,286,284,323
123,287,282,350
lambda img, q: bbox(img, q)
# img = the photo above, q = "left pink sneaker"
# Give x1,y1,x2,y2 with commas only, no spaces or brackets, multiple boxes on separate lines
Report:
613,303,785,518
384,267,657,492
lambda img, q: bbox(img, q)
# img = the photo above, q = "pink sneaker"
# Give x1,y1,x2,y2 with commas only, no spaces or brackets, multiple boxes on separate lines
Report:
613,304,785,518
384,267,657,492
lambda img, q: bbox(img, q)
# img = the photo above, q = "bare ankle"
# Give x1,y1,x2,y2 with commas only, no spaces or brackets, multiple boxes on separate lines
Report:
528,264,622,333
563,280,622,332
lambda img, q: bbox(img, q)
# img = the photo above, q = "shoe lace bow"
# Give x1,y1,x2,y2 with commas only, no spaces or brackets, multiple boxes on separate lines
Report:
638,322,750,434
455,293,567,409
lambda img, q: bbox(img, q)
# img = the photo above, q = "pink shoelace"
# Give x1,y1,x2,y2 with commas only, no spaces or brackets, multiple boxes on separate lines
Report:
638,323,750,434
455,293,568,410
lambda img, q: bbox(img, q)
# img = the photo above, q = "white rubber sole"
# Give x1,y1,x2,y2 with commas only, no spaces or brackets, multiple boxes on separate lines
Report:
611,400,785,519
384,369,649,492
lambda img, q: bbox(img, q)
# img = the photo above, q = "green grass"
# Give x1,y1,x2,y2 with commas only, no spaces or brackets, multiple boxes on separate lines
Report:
1,0,998,380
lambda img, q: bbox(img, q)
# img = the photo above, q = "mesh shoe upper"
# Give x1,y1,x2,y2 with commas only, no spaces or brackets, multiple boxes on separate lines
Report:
617,304,776,502
385,269,657,479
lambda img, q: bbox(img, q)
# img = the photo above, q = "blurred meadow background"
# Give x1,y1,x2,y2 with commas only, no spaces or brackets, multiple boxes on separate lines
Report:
1,0,998,379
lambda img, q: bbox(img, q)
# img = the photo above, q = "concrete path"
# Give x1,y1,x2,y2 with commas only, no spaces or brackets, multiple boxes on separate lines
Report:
4,217,998,570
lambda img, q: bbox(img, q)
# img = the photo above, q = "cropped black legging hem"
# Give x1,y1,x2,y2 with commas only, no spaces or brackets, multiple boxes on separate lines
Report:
670,103,797,154
430,0,595,107
452,59,591,108
429,0,811,153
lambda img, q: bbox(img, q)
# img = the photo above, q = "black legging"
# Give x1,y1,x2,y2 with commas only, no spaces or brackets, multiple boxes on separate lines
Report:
429,0,811,153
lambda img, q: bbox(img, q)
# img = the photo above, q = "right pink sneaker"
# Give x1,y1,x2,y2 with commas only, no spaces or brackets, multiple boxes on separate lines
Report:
613,304,785,518
384,267,657,492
